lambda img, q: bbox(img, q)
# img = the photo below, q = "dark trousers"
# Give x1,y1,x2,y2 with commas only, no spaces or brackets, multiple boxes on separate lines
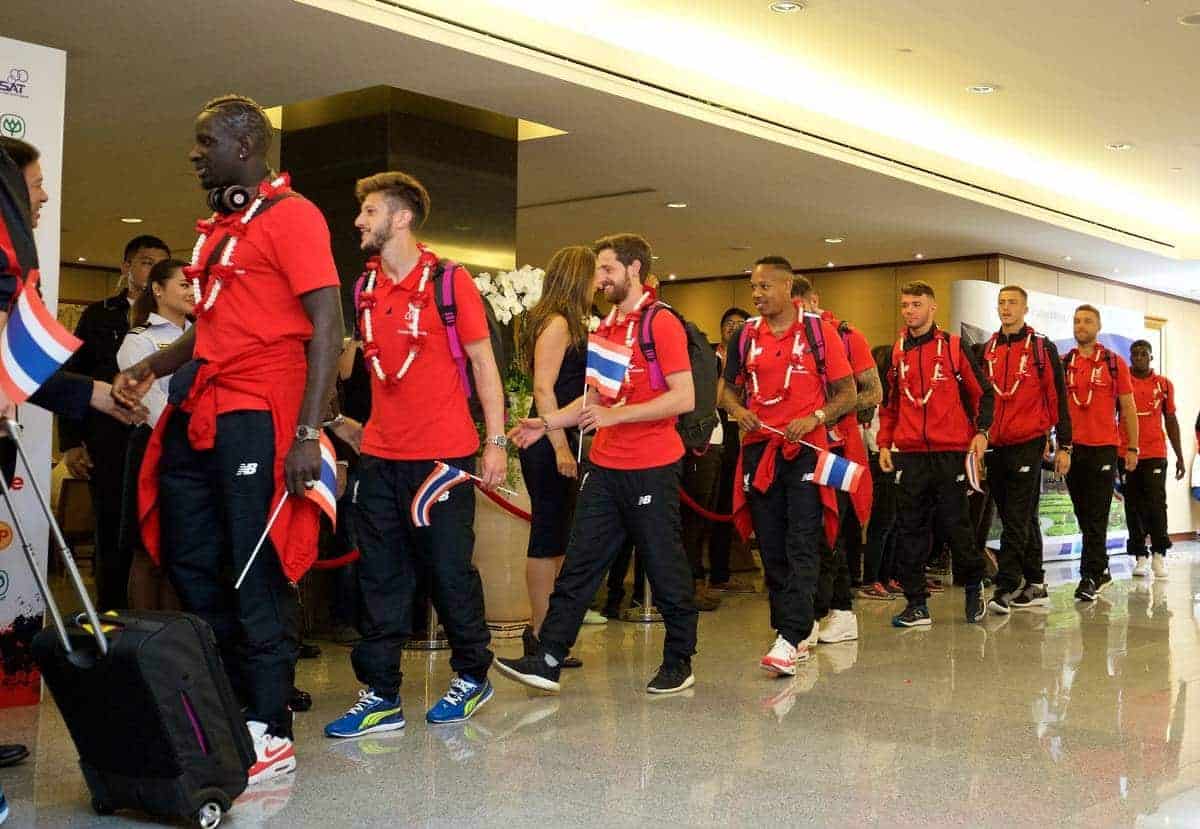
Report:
744,443,822,647
862,453,897,585
158,410,300,738
816,489,855,617
89,416,133,609
541,462,697,665
1123,457,1171,556
680,448,722,582
351,455,492,698
893,451,984,605
707,429,740,584
986,436,1046,592
1065,444,1118,579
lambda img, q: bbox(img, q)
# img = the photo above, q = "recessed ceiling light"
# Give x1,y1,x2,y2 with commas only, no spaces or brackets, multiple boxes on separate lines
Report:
1063,255,1073,262
668,273,677,281
914,253,925,259
896,47,914,54
652,255,661,260
1170,166,1184,172
729,244,752,251
665,202,688,209
768,0,805,13
76,256,87,262
826,261,835,268
824,237,843,244
967,83,999,95
1179,11,1200,25
1105,142,1134,152
120,217,143,223
453,224,472,231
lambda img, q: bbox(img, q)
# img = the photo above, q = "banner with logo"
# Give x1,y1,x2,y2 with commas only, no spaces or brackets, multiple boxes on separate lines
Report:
952,280,1150,564
0,36,66,706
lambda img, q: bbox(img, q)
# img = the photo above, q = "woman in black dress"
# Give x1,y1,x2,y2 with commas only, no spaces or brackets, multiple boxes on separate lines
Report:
518,246,596,659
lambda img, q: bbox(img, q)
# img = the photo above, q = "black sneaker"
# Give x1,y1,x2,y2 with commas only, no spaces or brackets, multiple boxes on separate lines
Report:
647,660,694,694
988,588,1013,615
494,653,561,693
965,588,985,623
1095,571,1113,594
1011,583,1050,609
892,604,932,628
1074,577,1098,602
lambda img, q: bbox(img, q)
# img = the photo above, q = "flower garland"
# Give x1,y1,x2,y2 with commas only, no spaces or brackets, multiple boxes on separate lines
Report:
742,312,808,407
986,331,1033,399
184,174,291,318
356,255,433,384
898,333,949,407
1066,347,1105,409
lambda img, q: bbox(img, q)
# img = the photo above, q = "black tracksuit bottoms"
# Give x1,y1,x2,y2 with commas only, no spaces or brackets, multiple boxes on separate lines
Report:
1065,444,1118,580
985,436,1046,593
1123,458,1171,557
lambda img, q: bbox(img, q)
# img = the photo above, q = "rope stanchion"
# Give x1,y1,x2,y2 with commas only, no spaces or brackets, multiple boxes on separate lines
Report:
677,488,734,523
477,483,533,522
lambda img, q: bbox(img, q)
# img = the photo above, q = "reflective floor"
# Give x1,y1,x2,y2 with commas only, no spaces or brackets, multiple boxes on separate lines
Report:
6,545,1200,827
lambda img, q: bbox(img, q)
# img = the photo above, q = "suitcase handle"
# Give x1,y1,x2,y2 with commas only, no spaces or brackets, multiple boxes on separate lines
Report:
1,417,108,655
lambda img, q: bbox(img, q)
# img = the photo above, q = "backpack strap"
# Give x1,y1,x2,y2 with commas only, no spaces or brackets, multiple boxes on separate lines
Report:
431,259,470,390
801,312,828,386
1032,333,1047,375
638,301,668,392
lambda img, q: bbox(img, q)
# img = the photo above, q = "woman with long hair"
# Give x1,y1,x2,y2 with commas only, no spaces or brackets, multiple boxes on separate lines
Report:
518,245,597,664
858,344,899,599
117,258,193,610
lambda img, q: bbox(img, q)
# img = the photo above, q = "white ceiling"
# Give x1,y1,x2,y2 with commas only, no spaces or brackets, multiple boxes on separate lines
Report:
4,0,1199,301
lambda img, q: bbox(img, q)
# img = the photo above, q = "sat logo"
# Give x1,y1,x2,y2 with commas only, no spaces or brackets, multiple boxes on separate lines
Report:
0,69,29,98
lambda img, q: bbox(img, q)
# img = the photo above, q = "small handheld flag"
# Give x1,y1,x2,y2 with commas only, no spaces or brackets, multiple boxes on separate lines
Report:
965,451,984,494
306,433,339,527
411,461,473,528
585,334,632,400
812,448,866,493
0,272,82,407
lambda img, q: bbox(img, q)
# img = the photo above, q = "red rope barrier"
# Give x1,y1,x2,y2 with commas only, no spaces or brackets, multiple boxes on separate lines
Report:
311,550,360,570
477,483,533,522
678,488,734,523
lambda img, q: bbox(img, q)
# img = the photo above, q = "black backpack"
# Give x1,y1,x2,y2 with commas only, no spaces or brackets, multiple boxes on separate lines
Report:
638,301,719,451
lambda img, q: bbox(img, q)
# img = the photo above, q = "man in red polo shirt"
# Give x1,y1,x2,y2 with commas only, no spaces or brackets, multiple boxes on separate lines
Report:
1121,339,1183,580
323,171,507,738
877,280,992,628
498,233,699,695
791,276,879,641
718,256,855,672
113,95,343,784
982,285,1072,614
1063,304,1138,601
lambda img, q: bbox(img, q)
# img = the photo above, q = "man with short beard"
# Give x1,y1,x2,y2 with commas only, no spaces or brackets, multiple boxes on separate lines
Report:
323,170,506,737
113,95,343,784
499,233,699,695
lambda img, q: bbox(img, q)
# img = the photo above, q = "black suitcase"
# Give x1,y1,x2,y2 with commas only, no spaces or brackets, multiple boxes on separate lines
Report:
1,419,253,828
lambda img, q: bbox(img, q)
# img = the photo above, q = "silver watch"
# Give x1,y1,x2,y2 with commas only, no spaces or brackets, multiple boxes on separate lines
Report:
295,424,321,442
487,434,509,449
814,408,827,423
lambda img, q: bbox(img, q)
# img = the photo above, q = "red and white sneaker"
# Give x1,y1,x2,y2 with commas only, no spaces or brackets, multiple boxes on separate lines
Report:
760,635,807,676
247,721,296,785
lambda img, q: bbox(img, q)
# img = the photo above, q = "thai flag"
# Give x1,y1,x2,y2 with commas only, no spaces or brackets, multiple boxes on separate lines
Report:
965,451,984,494
812,449,866,493
586,334,633,399
305,433,339,527
410,461,473,528
0,271,82,408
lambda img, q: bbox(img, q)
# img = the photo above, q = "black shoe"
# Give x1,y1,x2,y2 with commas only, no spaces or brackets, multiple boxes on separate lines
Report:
298,642,322,660
494,653,561,693
0,744,28,767
892,604,932,628
289,687,313,712
1011,583,1050,609
562,655,583,669
1075,577,1098,602
988,588,1014,615
1096,571,1113,594
647,660,694,694
521,625,537,658
965,588,985,623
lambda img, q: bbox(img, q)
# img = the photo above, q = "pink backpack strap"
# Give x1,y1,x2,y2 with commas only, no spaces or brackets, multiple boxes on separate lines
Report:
433,260,470,390
639,302,667,391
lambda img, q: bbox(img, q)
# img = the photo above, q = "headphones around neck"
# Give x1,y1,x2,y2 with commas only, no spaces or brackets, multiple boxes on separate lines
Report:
207,184,253,215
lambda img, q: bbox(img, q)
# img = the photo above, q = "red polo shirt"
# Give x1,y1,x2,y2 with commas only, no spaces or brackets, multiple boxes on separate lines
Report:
1120,372,1175,459
192,194,339,414
820,310,871,447
589,307,690,470
1064,345,1132,448
723,315,851,432
360,247,489,460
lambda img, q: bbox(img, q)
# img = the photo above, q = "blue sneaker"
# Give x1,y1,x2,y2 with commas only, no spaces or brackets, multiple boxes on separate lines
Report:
324,689,405,738
426,676,494,724
0,782,9,824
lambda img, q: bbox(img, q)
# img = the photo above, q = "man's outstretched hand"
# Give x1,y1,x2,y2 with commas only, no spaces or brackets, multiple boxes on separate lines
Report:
93,381,147,425
111,363,155,411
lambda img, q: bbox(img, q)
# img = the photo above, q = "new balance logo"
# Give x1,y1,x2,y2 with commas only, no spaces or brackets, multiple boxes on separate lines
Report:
437,492,450,502
1153,468,1162,475
637,495,653,506
1019,465,1031,473
1101,464,1112,471
235,463,259,477
956,474,966,482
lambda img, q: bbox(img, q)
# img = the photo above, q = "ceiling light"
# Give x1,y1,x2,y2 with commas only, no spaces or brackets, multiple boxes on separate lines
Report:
826,261,835,268
665,202,688,209
896,47,914,54
668,273,677,280
967,83,998,95
1105,142,1134,151
1170,166,1184,172
768,1,804,13
1063,255,1073,262
652,255,660,260
120,217,143,223
824,237,843,244
1179,11,1200,25
76,256,86,262
914,253,924,259
729,244,752,251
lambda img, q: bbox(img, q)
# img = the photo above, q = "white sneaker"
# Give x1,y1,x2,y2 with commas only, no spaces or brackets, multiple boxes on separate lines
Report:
818,609,859,643
760,635,803,676
804,621,820,650
1132,556,1150,578
247,721,296,785
582,609,608,625
1152,554,1168,580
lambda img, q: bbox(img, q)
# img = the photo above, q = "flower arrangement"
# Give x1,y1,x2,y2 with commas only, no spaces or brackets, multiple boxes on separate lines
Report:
473,265,545,325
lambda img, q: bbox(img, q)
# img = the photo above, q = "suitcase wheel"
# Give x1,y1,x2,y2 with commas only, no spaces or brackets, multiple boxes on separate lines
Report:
196,800,223,829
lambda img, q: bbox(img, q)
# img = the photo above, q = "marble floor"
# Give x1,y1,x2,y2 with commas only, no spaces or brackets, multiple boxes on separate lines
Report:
6,545,1200,827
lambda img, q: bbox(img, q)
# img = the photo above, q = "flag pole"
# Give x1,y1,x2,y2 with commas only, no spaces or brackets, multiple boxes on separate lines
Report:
235,492,289,590
576,381,588,465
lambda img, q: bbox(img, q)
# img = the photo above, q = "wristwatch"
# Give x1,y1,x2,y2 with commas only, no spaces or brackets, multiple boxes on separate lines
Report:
814,409,827,424
295,424,321,442
1127,447,1139,454
487,435,509,449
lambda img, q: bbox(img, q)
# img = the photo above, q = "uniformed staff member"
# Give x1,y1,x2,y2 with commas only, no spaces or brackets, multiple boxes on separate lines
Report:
60,233,171,609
